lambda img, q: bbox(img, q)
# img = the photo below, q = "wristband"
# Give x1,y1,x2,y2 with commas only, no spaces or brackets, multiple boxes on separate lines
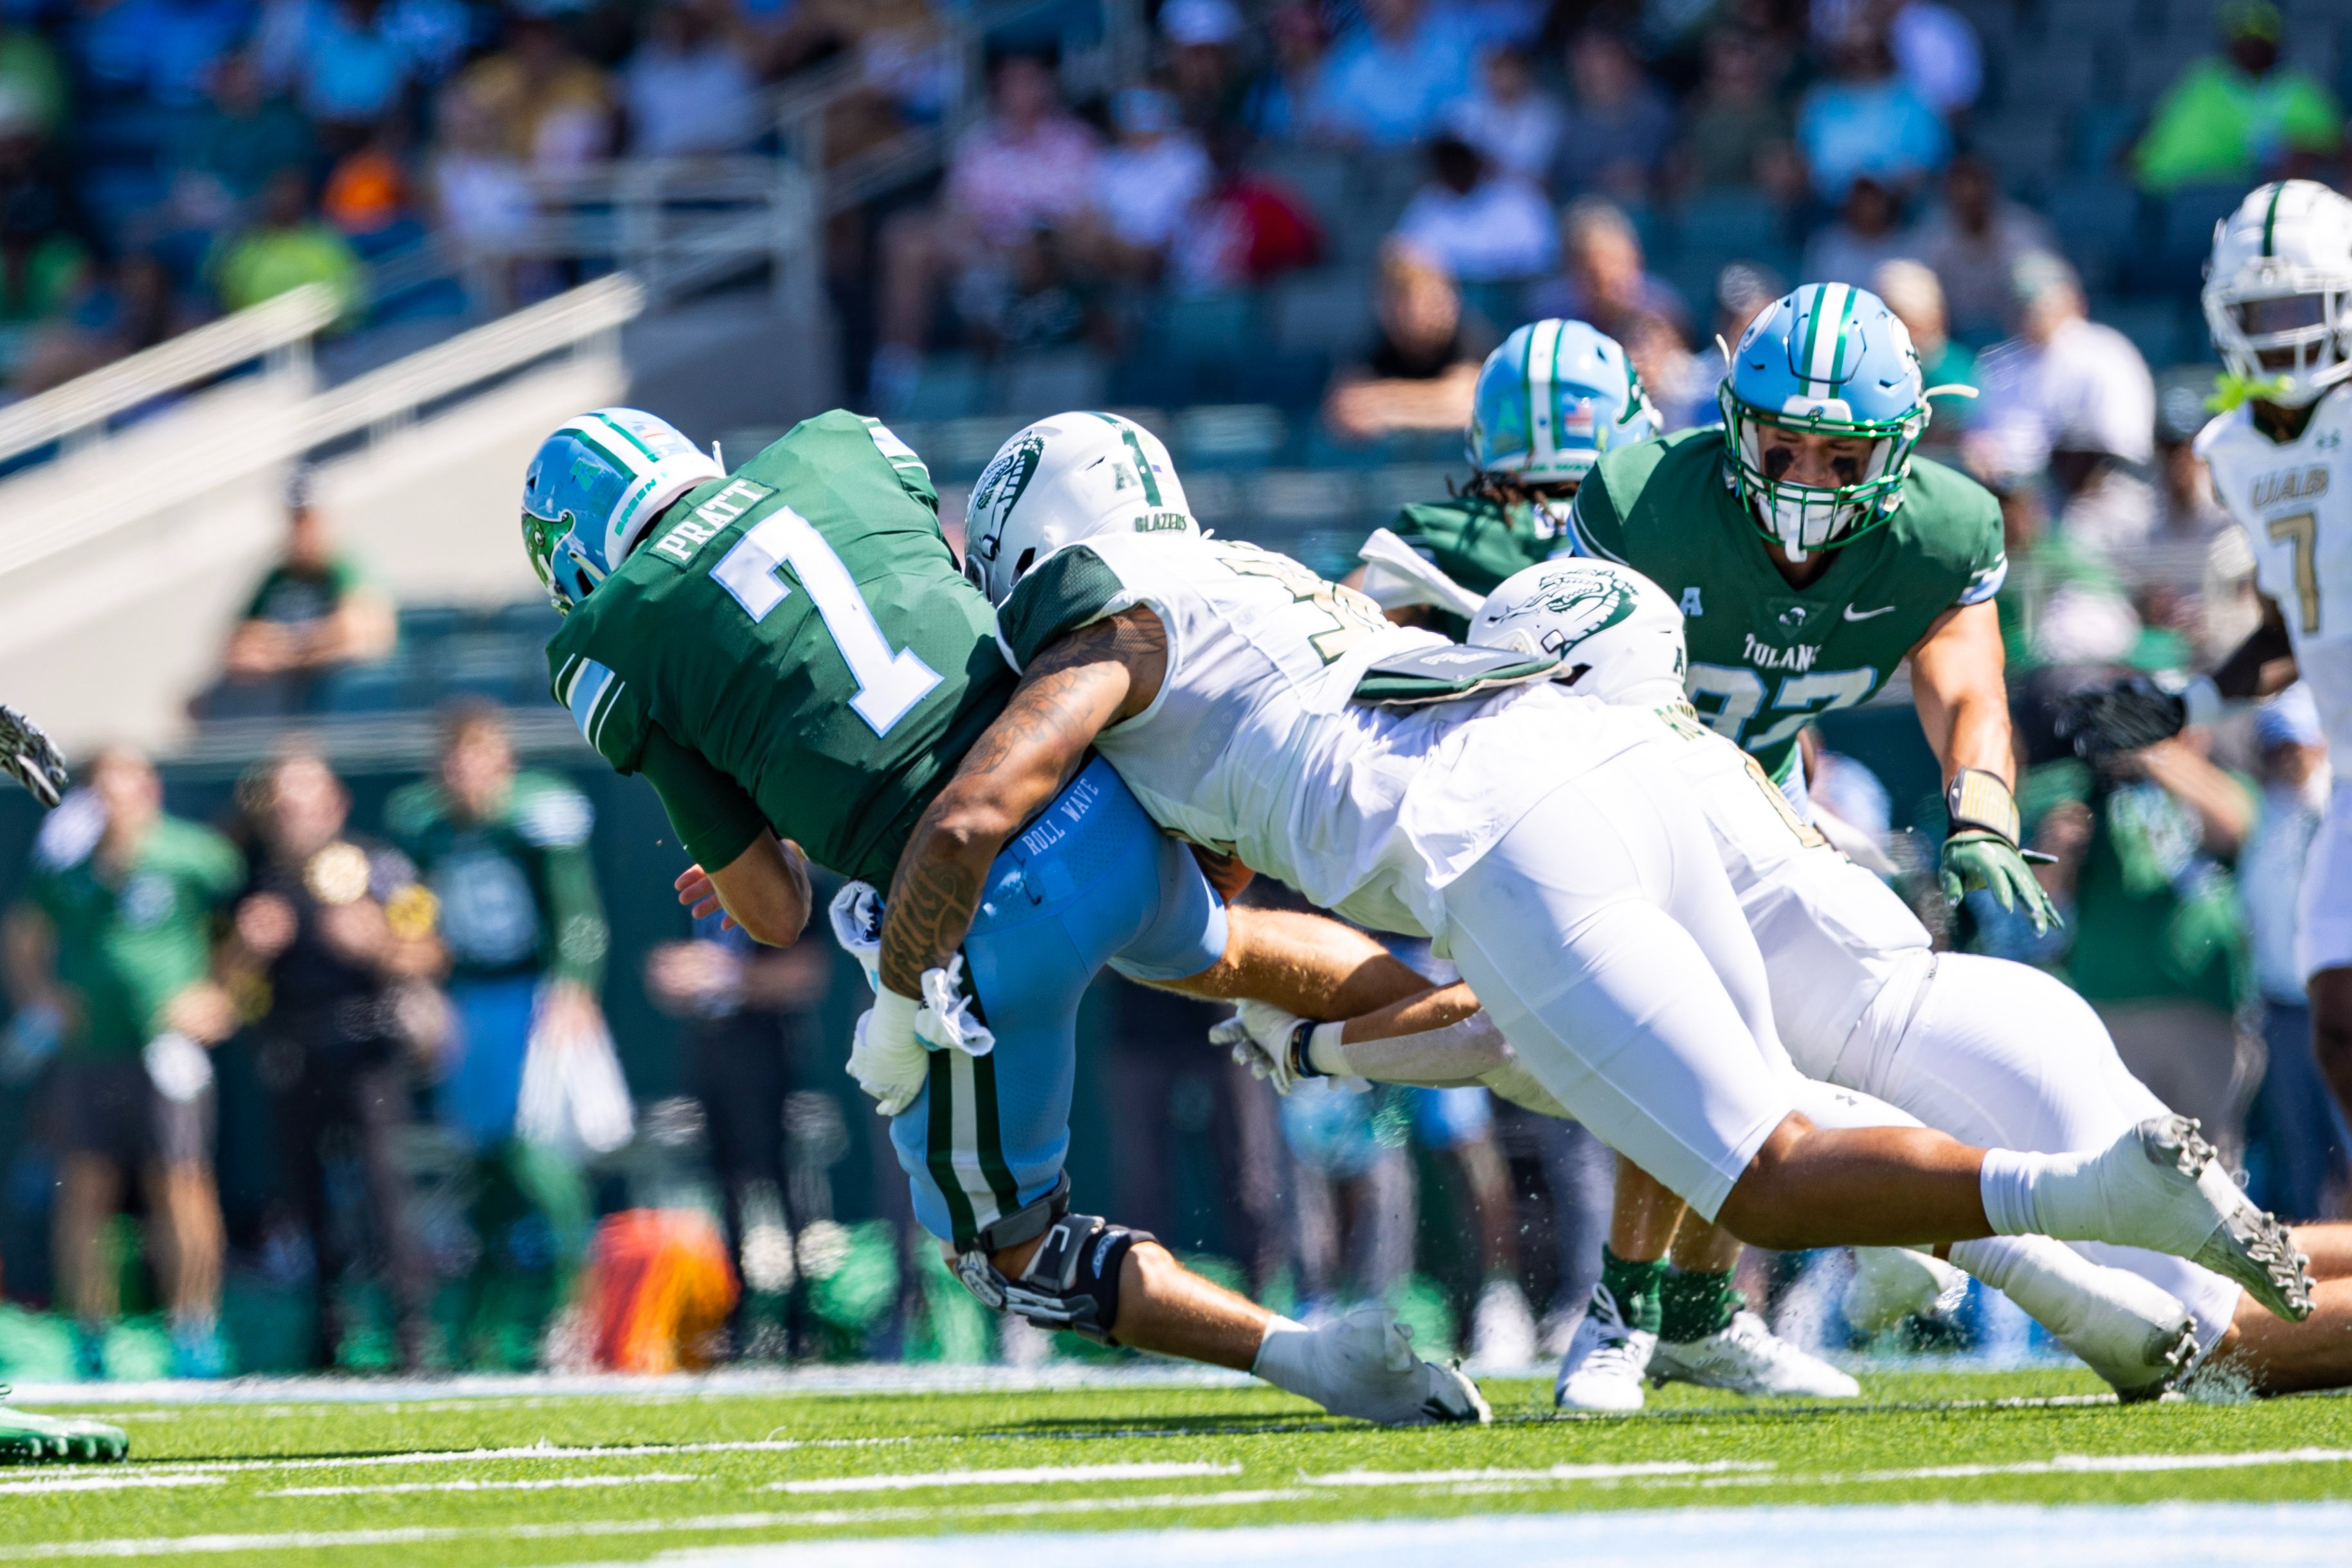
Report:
1945,767,2022,846
1287,1020,1342,1082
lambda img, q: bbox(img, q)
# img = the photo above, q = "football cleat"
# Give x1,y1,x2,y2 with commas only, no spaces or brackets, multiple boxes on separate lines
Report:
1843,1247,1969,1335
1649,1310,1861,1399
1553,1286,1655,1412
1467,1277,1539,1367
0,1389,127,1463
1313,1304,1492,1426
2090,1118,2314,1323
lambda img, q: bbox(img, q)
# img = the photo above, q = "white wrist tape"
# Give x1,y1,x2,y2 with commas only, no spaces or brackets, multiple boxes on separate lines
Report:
1325,1009,1512,1083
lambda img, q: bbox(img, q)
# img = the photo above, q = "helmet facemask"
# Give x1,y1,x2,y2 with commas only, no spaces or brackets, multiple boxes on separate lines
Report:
1721,381,1923,560
2205,267,2352,409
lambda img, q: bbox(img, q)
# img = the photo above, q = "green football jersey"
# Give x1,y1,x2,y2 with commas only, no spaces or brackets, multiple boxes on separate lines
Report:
545,409,1016,885
28,816,243,1059
1568,426,2005,782
384,769,607,989
1387,492,1571,638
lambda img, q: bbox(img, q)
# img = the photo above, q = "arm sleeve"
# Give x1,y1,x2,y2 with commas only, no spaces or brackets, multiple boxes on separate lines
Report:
638,724,769,874
1565,467,1628,563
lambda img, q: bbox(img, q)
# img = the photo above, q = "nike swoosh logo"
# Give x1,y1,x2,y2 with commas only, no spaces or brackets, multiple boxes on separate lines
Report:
1843,604,1898,621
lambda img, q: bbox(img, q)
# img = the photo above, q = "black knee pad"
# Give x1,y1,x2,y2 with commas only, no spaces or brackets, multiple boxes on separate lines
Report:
955,1210,1156,1344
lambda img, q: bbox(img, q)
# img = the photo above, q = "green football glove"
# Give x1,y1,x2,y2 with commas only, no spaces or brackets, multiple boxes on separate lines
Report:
1938,766,2059,935
1940,831,2060,935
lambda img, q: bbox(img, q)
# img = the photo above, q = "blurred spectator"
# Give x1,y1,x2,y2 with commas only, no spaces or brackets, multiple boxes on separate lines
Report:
1872,258,1974,437
1321,238,1483,442
872,50,1098,407
387,704,608,1366
210,166,365,321
1161,0,1253,136
2031,721,2259,1162
1525,195,1687,343
622,0,761,158
1658,259,1783,429
1551,28,1674,199
5,750,241,1378
1391,133,1553,284
1443,42,1560,185
1277,1077,1416,1315
1882,0,1981,118
221,469,397,696
2133,0,2342,194
0,24,64,143
0,180,90,375
167,51,312,239
1087,87,1209,275
2141,392,2244,638
1242,0,1327,140
430,81,532,257
227,750,442,1371
645,911,830,1357
14,251,201,393
2240,685,2350,1219
1968,252,2154,494
1910,152,2056,345
1800,175,1919,289
1169,125,1323,293
1302,0,1474,149
321,118,418,249
73,0,251,109
253,0,465,138
458,12,611,170
1796,26,1948,201
1617,311,1694,430
1672,28,1798,197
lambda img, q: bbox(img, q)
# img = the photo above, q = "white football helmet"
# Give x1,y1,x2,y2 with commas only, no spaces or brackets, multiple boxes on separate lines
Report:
2204,179,2352,409
962,411,1195,605
1469,558,1687,707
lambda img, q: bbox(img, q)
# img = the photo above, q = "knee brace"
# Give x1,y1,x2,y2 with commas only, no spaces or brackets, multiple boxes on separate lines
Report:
955,1196,1155,1345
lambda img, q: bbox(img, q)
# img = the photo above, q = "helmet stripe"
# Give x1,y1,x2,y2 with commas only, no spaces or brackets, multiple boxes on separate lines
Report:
2261,181,2284,258
1806,283,1851,392
1526,318,1562,470
1089,412,1162,506
587,411,662,467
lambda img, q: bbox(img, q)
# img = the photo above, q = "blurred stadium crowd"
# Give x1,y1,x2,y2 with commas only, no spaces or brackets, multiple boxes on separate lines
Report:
0,0,2350,1378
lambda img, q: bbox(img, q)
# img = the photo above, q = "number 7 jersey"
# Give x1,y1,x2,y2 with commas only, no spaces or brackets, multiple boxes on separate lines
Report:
545,410,1016,883
2199,390,2352,764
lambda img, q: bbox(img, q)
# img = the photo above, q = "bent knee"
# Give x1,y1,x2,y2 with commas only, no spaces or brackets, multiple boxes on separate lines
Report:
1712,1113,1818,1252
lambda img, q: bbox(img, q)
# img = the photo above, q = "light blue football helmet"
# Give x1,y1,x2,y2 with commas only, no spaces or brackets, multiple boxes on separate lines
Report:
1466,318,1659,486
1717,281,1928,558
521,408,723,612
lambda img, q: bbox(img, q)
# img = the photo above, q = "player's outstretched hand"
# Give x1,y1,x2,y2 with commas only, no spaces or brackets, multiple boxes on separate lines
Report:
2050,676,2187,764
0,705,67,809
1940,831,2062,936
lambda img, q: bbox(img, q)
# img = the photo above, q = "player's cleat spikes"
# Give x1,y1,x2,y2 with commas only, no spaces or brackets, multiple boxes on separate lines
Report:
1843,1247,1968,1335
1468,1277,1539,1367
1998,1250,2200,1401
1649,1310,1861,1398
2135,1117,2315,1323
1553,1285,1654,1412
2114,1321,2205,1406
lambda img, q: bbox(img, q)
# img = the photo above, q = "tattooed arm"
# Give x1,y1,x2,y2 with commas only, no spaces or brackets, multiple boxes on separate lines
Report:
878,607,1168,996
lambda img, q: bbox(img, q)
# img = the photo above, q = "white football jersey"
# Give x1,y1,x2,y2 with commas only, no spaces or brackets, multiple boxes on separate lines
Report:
1649,708,1933,1072
2199,388,2352,762
995,531,1651,936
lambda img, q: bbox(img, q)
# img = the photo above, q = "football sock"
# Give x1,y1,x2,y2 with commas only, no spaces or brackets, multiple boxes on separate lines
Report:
1597,1247,1667,1337
1948,1235,2151,1345
1658,1266,1742,1344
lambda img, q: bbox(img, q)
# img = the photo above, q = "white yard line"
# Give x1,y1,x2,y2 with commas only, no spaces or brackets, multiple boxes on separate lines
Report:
263,1472,704,1497
1305,1461,1775,1487
130,1436,916,1477
0,1488,1314,1560
0,1473,220,1497
1841,1448,2352,1482
773,1462,1240,1494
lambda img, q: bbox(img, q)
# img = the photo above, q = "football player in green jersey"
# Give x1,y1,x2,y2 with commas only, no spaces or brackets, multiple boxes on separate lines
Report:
523,406,1487,1423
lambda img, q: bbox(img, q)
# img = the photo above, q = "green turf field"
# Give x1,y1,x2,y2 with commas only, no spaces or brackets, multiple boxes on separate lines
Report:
5,1367,2352,1564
